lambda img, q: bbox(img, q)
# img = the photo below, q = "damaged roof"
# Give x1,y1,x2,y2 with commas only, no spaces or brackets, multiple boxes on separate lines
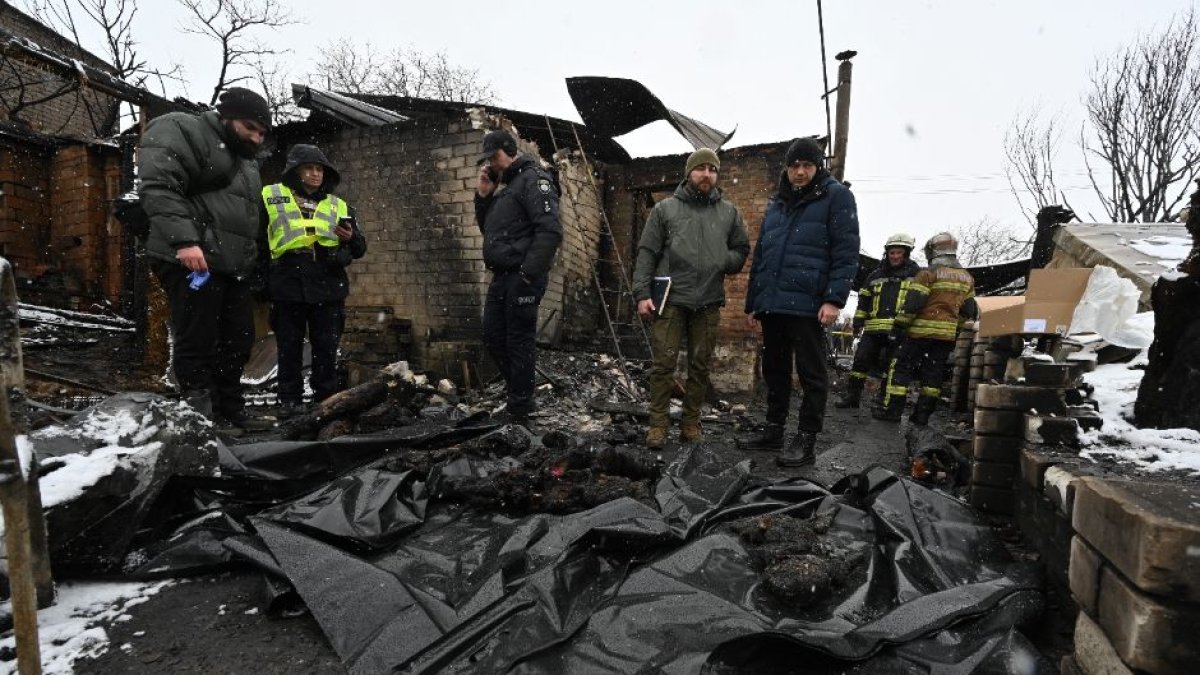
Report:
334,91,632,164
566,76,736,151
291,84,409,127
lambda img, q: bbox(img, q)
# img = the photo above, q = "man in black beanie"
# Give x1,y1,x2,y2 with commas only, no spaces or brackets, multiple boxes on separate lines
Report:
139,87,273,436
739,137,860,466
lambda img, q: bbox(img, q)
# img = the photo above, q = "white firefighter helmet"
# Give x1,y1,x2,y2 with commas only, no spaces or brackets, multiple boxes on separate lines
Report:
884,232,916,251
924,232,958,260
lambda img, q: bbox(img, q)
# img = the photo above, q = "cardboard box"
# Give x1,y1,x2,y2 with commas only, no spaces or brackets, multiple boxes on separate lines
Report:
977,268,1093,337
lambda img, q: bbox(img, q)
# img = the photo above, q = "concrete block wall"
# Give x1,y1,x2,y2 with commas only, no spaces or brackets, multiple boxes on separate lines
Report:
277,112,606,380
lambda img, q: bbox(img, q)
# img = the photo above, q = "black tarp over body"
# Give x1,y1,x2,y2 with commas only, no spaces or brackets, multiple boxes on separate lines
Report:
33,396,1044,674
145,439,1041,674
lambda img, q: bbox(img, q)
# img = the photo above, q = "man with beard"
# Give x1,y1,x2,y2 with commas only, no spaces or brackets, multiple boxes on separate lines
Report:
632,148,750,449
261,144,367,419
738,137,860,466
835,233,919,409
139,87,272,436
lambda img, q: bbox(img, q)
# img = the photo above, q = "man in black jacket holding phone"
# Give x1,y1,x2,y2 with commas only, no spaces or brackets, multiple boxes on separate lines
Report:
474,129,562,425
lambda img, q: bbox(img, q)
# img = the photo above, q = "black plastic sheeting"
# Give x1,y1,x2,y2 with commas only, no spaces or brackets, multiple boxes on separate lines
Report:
120,426,1044,674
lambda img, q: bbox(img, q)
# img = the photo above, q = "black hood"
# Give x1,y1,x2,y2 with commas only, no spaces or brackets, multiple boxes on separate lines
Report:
282,144,341,193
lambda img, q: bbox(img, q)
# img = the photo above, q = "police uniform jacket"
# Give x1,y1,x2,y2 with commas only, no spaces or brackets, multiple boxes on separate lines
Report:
473,155,563,278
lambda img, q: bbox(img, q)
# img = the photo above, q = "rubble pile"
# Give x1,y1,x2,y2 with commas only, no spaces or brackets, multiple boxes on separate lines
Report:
433,439,661,514
730,511,865,607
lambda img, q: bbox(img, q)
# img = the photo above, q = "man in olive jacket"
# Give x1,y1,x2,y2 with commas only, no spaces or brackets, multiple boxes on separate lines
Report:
633,148,750,449
139,87,271,434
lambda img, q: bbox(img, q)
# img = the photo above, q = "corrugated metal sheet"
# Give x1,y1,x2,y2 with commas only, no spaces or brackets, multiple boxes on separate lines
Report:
292,85,409,127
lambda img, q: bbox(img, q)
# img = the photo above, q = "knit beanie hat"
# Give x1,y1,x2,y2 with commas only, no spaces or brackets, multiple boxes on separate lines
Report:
684,147,720,175
215,87,272,128
785,137,825,166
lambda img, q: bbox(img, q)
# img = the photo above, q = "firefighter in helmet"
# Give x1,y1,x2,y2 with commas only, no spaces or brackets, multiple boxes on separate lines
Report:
876,232,978,424
836,232,920,409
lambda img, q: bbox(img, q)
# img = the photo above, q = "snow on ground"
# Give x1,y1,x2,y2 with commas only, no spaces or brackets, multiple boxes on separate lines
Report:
1129,235,1191,269
0,581,172,675
1082,349,1200,476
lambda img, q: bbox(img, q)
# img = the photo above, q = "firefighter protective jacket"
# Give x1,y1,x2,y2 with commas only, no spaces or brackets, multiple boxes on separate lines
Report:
853,258,921,334
897,257,979,341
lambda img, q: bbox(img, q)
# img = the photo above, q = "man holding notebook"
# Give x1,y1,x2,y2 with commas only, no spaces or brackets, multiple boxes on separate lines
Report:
632,148,750,449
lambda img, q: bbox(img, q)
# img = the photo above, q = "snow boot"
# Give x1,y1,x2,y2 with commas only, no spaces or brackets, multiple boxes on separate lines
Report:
181,389,213,419
872,397,904,422
645,425,668,450
776,431,817,467
736,422,785,451
834,378,865,408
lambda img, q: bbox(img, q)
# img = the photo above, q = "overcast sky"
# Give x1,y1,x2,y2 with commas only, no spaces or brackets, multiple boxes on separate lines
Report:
112,0,1198,252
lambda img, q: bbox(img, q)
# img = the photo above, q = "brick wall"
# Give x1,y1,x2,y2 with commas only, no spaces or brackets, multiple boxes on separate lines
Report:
0,2,120,138
604,141,790,392
273,112,605,380
0,138,51,271
48,143,123,300
0,135,123,305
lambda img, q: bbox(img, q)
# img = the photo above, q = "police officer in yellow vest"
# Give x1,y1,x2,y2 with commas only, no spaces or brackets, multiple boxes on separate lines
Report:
261,144,366,418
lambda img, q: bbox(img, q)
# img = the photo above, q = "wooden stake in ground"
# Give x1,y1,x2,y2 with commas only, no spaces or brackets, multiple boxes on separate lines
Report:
1,257,53,675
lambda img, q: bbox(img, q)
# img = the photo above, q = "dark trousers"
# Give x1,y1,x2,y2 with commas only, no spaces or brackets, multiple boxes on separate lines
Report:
761,314,830,432
271,300,345,404
152,261,254,417
885,338,955,404
647,304,720,427
849,332,893,381
482,270,546,417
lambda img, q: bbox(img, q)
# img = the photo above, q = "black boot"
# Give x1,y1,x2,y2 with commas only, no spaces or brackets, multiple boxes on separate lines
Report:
873,396,904,422
834,378,865,408
909,395,938,426
776,431,816,467
737,422,785,451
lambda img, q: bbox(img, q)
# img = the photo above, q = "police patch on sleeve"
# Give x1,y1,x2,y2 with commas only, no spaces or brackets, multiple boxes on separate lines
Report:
537,178,552,194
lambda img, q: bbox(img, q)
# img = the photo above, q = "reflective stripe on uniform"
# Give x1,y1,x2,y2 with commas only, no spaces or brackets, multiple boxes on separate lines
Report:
263,184,345,258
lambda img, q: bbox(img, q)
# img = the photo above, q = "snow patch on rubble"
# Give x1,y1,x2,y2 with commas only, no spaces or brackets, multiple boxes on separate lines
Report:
35,406,164,447
39,443,163,508
1081,348,1200,475
1130,235,1191,269
0,580,171,675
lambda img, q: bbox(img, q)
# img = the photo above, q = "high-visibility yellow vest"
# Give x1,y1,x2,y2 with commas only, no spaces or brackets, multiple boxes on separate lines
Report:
262,184,346,258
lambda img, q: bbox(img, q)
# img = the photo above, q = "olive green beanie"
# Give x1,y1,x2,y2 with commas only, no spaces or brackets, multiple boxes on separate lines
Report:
684,147,720,175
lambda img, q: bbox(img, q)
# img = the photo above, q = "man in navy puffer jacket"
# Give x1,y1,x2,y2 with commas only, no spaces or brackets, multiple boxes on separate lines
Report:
738,137,860,466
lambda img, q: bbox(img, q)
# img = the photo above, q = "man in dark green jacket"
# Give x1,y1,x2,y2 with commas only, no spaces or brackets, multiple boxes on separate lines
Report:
139,87,271,435
633,148,750,449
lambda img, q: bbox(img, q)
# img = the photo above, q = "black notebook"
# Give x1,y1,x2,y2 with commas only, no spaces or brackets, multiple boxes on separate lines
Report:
651,276,671,316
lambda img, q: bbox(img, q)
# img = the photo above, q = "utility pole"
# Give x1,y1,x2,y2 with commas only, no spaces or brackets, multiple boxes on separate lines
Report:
830,50,857,182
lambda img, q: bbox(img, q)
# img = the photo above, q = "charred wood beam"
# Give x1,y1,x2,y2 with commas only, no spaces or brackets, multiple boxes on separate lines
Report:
22,367,117,396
